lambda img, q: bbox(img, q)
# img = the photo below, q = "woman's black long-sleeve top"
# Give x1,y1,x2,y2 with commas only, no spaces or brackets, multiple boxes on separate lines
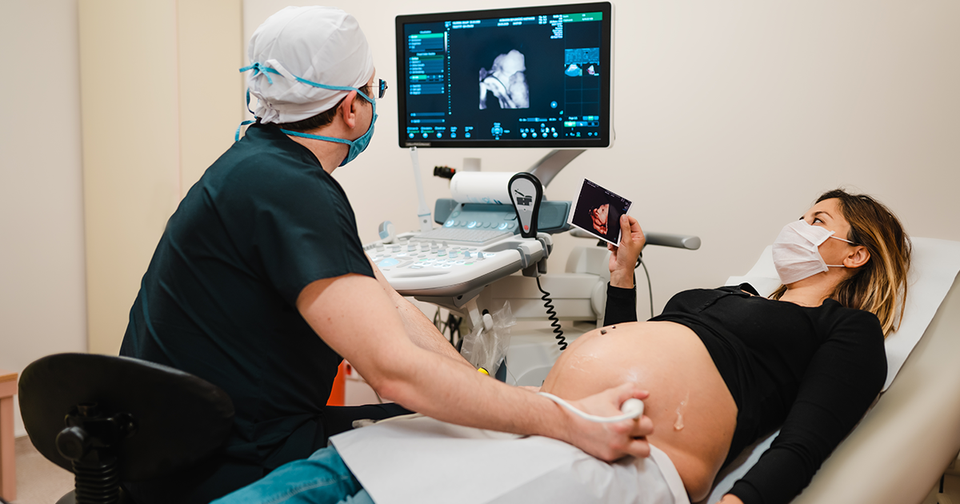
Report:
602,283,886,504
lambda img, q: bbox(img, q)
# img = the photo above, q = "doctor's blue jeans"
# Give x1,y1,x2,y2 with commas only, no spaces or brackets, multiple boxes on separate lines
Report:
211,446,373,504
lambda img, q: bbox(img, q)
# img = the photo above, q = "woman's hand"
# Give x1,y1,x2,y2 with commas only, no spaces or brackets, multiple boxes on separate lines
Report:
608,215,645,289
717,494,744,504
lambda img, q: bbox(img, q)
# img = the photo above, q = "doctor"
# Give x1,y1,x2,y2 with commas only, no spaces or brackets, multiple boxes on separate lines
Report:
119,6,652,503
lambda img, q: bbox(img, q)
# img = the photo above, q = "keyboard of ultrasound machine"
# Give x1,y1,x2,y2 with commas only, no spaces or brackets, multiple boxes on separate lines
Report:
365,206,538,297
412,226,513,245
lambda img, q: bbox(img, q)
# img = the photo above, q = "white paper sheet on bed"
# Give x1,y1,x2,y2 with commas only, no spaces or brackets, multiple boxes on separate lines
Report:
331,415,688,504
706,236,960,503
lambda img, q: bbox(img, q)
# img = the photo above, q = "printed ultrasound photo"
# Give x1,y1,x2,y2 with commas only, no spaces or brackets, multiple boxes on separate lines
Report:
570,179,632,246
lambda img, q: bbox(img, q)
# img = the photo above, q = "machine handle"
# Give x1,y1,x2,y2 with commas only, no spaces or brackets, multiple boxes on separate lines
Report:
569,228,701,250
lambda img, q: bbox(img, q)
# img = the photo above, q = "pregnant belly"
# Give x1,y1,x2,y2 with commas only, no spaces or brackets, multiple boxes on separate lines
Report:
540,321,738,501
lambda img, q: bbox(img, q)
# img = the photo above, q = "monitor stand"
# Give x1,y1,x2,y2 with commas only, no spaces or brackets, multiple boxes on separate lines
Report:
525,149,585,187
409,147,434,233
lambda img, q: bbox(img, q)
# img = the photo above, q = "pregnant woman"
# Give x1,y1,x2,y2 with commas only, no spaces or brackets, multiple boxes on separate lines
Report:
214,188,910,504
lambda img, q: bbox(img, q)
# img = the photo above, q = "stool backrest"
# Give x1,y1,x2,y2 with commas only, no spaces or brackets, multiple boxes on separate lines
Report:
18,353,234,482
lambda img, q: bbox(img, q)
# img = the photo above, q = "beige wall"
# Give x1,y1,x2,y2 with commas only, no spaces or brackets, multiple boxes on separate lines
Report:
80,0,244,355
0,0,88,438
178,1,249,191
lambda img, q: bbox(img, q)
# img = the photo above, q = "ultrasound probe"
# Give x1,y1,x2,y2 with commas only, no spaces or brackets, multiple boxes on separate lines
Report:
539,392,644,423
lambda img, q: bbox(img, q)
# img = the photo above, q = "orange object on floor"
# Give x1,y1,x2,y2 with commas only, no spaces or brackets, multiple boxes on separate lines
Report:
326,361,347,406
0,369,17,502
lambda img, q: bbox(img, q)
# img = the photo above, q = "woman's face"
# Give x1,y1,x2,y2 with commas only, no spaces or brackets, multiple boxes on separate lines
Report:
801,197,854,262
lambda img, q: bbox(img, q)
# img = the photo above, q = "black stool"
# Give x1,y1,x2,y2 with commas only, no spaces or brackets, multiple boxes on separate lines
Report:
18,353,234,504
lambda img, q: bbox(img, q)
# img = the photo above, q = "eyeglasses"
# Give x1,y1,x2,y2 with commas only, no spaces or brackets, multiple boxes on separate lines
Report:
359,79,387,101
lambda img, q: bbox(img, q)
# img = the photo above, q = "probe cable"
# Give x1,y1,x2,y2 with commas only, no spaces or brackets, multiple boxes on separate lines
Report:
539,392,644,423
638,254,654,319
536,276,567,350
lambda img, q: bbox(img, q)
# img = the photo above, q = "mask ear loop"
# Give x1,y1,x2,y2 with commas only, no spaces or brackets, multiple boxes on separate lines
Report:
294,76,376,104
234,96,258,141
829,235,856,245
280,130,351,145
234,89,258,142
276,77,376,148
822,234,858,268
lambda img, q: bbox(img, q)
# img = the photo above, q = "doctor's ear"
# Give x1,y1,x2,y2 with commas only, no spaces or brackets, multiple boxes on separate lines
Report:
338,90,361,128
845,245,871,269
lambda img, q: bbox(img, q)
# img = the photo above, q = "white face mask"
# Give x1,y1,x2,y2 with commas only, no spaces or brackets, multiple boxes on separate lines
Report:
772,220,854,285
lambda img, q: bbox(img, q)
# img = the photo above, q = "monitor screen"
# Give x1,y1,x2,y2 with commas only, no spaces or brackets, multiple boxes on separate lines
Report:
395,2,613,148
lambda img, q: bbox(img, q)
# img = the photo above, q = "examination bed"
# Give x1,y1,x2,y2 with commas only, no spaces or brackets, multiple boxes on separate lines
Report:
334,237,960,504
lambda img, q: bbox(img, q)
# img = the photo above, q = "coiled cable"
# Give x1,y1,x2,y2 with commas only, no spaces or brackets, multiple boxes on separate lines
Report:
536,276,567,350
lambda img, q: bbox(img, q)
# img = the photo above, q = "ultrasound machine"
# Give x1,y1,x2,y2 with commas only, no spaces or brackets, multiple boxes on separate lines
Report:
370,2,698,386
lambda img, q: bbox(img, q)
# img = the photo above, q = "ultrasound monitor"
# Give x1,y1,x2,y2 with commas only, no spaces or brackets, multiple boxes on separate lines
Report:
396,2,613,149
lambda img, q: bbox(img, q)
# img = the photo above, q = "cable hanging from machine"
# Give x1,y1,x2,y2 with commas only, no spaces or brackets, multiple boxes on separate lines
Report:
433,308,463,348
638,253,654,319
536,276,567,350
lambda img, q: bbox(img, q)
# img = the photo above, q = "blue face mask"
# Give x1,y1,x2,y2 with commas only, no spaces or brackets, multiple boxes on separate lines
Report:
280,87,377,167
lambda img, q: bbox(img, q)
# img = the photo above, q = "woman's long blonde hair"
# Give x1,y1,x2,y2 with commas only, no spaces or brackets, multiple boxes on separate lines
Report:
772,189,912,336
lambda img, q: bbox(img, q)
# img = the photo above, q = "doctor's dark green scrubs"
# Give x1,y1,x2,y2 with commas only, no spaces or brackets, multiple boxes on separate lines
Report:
120,123,404,503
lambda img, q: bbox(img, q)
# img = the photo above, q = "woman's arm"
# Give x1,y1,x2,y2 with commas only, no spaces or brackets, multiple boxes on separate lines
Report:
718,495,744,504
602,215,645,325
725,309,886,504
603,284,638,325
608,214,645,289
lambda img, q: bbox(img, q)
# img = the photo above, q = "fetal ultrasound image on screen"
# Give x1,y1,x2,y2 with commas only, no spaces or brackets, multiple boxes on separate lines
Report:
570,178,632,246
449,26,563,122
398,3,610,147
478,49,529,110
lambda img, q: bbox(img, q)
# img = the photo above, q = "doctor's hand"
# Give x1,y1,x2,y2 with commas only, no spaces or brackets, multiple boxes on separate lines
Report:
562,383,653,462
608,215,645,289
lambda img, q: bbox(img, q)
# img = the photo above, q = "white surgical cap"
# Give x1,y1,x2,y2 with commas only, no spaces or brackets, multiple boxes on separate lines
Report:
246,6,375,124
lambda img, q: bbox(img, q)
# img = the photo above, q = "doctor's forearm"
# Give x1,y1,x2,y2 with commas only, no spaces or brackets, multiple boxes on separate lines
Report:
298,273,648,462
375,349,573,438
369,256,470,365
372,348,649,462
393,295,472,367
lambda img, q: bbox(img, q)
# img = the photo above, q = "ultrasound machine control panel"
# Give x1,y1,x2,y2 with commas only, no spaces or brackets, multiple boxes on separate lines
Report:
365,204,548,298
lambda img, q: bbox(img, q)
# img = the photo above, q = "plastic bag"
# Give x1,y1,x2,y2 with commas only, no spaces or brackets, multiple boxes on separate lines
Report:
459,301,516,376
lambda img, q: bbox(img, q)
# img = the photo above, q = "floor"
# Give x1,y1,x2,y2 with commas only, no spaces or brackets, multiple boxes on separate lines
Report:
8,436,73,504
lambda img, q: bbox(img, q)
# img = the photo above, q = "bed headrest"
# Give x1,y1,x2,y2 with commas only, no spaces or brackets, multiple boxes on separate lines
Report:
726,237,960,391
